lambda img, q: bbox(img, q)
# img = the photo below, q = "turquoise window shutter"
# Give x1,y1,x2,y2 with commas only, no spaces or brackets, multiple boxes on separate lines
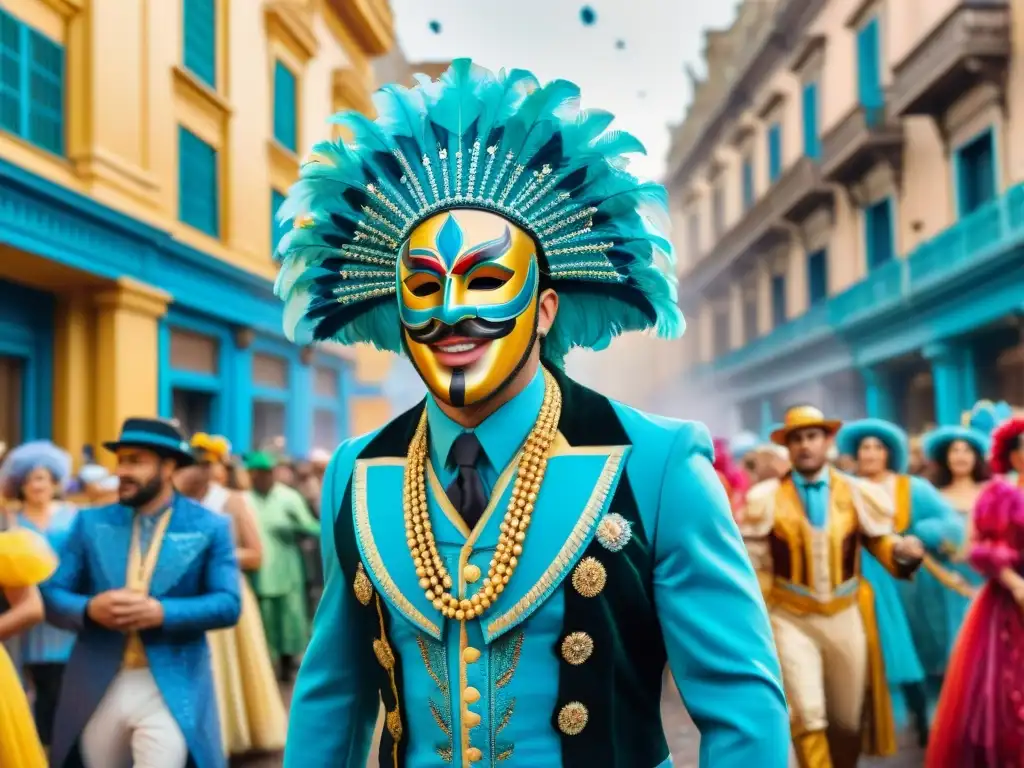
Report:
178,126,220,237
802,82,819,159
767,123,782,182
183,0,216,88
807,250,828,305
771,274,786,328
0,10,22,135
865,198,894,270
271,189,289,252
27,29,64,155
742,157,754,210
273,61,297,152
956,131,996,217
0,10,65,156
856,18,882,113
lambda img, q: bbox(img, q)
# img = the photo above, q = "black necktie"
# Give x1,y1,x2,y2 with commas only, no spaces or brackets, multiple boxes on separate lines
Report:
446,433,487,530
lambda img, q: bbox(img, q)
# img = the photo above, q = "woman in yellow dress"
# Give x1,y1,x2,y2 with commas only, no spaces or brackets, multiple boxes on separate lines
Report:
182,434,287,756
0,522,57,768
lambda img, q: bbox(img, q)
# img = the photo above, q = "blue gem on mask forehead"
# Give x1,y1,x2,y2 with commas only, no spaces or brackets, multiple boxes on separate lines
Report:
435,214,464,270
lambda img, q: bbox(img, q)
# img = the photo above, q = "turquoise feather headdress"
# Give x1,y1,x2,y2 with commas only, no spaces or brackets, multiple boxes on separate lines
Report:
273,59,683,366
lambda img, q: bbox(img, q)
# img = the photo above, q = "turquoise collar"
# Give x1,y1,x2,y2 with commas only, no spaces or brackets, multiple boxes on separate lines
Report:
426,369,545,474
792,466,830,488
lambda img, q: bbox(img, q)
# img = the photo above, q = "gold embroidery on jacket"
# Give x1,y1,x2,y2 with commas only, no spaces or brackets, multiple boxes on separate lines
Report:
416,633,454,761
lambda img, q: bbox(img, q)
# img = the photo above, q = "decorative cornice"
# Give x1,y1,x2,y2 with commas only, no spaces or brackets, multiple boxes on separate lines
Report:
791,35,827,75
333,68,375,116
666,0,828,188
265,2,319,63
324,0,395,57
41,0,84,16
756,90,786,120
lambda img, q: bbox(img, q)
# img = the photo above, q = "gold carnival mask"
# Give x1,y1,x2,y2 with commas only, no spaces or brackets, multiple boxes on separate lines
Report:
397,209,540,407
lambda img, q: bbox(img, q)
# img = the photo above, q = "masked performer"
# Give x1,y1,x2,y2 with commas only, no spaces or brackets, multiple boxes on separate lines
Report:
835,418,962,746
926,416,1024,767
278,59,787,767
44,418,241,768
743,406,924,768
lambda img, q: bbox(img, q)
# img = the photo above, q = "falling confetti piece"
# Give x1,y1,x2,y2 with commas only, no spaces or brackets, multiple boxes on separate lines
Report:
580,6,596,26
429,20,442,34
638,91,646,98
616,39,625,50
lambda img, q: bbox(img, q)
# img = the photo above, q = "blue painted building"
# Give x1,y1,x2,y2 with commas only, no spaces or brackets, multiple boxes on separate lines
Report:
0,0,394,460
662,0,1023,438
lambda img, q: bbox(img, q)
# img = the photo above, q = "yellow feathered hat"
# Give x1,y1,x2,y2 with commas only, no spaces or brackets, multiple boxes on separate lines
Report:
190,433,231,463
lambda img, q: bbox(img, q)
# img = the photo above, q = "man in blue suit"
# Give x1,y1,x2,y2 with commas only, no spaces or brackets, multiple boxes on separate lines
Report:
275,60,789,767
44,417,241,768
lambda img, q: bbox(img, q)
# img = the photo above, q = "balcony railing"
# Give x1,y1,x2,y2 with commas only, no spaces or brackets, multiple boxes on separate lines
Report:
820,104,903,186
698,182,1024,378
890,0,1011,117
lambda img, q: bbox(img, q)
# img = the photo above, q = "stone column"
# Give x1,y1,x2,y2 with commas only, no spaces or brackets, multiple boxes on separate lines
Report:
924,341,975,426
861,366,896,421
759,398,774,441
92,279,170,465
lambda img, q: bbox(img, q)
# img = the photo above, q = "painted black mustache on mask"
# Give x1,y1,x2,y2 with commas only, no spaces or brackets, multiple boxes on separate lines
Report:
406,316,515,345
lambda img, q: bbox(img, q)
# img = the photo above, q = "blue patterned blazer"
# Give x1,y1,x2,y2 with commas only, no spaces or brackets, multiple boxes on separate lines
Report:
43,494,241,768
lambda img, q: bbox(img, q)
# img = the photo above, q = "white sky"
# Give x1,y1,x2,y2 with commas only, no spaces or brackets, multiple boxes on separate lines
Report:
389,1,739,180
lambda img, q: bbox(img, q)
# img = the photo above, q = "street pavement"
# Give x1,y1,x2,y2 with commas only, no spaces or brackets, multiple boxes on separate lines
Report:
235,674,925,767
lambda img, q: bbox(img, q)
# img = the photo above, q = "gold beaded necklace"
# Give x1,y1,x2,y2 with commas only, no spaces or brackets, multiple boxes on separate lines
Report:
403,368,562,620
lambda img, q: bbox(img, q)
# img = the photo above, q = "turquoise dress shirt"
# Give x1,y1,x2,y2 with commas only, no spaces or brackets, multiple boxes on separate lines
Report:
792,468,830,528
425,368,546,496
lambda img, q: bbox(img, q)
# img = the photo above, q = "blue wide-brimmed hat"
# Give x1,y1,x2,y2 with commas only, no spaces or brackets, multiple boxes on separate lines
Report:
922,425,990,463
836,419,909,473
103,417,195,467
0,440,72,498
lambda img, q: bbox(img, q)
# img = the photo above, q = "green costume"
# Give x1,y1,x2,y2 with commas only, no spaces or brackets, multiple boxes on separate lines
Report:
246,468,321,659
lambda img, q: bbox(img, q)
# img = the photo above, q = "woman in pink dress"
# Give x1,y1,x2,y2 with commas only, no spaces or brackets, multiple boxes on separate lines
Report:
926,416,1024,767
713,437,749,523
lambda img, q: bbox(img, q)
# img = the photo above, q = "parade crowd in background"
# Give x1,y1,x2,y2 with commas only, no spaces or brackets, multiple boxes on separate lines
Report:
0,396,1022,766
0,425,327,767
719,399,1024,767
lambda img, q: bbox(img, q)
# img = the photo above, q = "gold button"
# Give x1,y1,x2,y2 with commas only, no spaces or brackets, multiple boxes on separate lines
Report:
464,710,482,727
463,646,481,663
561,632,594,665
467,746,483,762
571,557,606,598
463,685,481,703
463,563,481,583
557,701,589,735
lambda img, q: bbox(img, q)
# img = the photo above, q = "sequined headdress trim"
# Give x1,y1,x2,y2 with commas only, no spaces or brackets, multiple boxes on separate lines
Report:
274,58,683,365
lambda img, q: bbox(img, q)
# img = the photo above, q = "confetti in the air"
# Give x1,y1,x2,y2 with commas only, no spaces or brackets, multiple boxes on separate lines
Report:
616,39,625,50
580,6,596,25
429,20,442,34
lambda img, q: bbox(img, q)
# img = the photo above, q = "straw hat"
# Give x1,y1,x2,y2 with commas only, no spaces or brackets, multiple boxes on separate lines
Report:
769,405,842,446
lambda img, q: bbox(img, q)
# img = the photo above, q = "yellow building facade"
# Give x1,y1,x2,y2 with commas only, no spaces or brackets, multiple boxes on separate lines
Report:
653,0,1024,435
0,0,396,463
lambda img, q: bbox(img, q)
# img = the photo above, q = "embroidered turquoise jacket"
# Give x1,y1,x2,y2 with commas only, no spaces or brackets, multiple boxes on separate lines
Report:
284,369,788,767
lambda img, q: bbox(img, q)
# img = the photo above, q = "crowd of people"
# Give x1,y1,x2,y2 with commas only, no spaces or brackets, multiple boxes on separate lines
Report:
0,420,328,767
718,399,1024,767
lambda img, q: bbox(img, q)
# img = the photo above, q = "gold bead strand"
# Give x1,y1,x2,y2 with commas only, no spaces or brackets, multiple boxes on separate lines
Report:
401,369,562,620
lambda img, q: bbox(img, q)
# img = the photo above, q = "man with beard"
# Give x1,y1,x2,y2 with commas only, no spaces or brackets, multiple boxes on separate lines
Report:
279,60,788,767
43,417,241,768
742,406,925,768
